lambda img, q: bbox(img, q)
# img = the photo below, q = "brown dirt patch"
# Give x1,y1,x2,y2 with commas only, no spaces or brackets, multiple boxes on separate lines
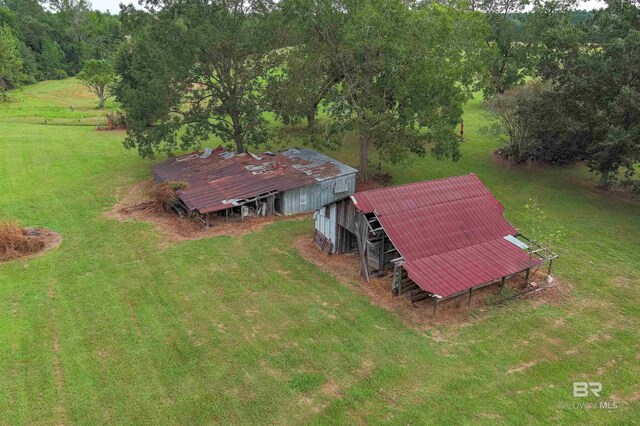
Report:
507,360,537,374
294,236,570,330
320,377,343,398
0,222,61,263
105,179,310,244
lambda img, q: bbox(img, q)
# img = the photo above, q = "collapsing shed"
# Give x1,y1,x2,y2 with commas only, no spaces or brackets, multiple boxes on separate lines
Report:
314,174,557,305
152,146,357,223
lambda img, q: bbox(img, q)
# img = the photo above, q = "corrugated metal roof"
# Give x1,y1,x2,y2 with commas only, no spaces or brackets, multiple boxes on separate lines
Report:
352,174,504,215
352,174,540,298
281,148,358,180
152,146,357,214
403,238,537,298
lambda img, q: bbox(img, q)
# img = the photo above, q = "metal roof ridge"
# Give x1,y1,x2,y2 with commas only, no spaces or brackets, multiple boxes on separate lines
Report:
374,191,501,218
355,173,478,197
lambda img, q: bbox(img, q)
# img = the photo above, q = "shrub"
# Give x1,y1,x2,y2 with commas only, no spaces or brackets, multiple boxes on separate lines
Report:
484,81,587,165
0,220,45,260
104,111,127,130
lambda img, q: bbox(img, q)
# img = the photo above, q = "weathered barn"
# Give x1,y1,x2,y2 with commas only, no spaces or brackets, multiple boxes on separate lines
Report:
314,174,557,304
153,146,357,222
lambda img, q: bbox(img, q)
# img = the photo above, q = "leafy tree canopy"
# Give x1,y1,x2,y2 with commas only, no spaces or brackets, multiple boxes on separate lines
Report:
77,58,115,108
540,0,640,187
313,0,490,176
0,23,23,99
115,0,282,158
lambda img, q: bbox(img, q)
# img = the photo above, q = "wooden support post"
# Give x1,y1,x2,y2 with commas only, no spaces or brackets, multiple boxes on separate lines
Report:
205,213,209,229
524,268,530,284
547,259,554,276
392,263,402,296
468,288,473,306
500,276,506,293
378,237,385,277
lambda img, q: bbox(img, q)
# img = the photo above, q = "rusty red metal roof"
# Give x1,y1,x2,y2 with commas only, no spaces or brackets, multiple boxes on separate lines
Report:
352,174,540,298
152,147,356,214
402,238,537,298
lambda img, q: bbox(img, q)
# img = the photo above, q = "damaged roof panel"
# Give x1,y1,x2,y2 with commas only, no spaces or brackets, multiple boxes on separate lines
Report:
152,146,357,214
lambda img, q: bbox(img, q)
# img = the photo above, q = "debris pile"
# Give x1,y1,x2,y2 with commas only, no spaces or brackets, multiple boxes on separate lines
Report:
0,220,60,261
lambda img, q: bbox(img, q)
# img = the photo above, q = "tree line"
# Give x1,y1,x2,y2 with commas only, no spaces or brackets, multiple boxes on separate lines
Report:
0,0,120,96
482,0,639,189
1,0,637,188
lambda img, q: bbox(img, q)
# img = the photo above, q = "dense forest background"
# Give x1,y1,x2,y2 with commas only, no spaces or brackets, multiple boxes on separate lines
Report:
0,0,120,84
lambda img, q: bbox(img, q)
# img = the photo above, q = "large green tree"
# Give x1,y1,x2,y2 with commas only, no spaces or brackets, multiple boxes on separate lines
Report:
0,24,23,100
265,0,345,133
474,0,577,97
115,0,280,157
540,0,640,187
321,0,489,176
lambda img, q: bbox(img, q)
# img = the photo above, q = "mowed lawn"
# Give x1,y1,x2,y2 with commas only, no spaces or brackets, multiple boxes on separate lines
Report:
0,79,638,424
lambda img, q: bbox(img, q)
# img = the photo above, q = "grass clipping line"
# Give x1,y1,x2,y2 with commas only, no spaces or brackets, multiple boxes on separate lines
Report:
0,220,61,261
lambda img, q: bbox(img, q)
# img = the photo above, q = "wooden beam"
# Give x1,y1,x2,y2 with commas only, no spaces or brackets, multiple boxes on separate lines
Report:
500,276,506,293
524,268,530,284
378,237,385,277
468,288,473,306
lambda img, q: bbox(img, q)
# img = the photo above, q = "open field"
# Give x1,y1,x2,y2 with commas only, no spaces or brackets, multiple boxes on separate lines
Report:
0,79,638,424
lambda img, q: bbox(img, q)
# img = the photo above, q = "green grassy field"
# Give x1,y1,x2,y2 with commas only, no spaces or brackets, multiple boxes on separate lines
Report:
1,79,638,424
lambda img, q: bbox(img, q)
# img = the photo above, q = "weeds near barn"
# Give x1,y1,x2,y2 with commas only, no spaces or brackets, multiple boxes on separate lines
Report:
524,198,565,249
148,182,187,212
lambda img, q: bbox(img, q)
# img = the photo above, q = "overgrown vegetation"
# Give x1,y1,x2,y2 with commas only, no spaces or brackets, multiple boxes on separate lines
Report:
0,0,121,86
483,0,640,188
102,110,127,130
148,181,187,212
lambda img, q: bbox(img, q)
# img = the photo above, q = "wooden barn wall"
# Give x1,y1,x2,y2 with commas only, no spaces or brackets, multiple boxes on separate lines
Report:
313,197,361,254
314,203,337,251
282,173,356,215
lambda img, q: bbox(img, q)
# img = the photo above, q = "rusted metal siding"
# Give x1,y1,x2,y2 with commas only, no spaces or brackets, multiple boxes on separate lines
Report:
282,173,356,215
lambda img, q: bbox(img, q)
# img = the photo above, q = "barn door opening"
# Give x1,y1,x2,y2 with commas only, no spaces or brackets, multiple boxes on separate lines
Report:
274,194,283,214
337,225,358,253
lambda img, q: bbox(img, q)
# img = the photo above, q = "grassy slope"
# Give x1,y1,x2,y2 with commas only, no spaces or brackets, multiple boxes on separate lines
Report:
0,79,638,424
